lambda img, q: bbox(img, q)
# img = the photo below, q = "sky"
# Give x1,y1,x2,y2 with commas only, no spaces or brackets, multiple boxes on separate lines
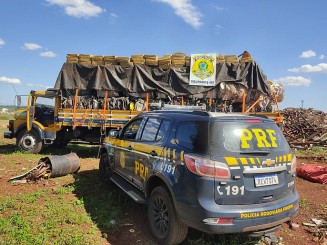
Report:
0,0,326,111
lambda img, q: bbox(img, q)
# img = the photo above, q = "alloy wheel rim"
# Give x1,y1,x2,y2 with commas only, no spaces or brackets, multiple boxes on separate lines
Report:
22,135,36,149
152,196,169,236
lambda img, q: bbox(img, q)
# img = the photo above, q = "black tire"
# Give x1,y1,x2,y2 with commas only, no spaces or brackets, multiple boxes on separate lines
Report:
16,129,43,154
148,186,188,245
99,152,111,183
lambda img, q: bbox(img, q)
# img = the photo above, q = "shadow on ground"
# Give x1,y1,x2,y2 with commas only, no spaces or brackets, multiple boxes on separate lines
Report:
0,143,17,154
0,143,99,159
72,169,157,245
72,169,262,245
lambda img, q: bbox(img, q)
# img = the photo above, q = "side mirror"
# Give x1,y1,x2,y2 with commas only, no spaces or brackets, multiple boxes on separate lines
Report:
109,129,119,138
171,138,179,145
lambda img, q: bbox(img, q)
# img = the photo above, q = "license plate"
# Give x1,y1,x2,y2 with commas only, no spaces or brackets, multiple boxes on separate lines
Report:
255,174,279,187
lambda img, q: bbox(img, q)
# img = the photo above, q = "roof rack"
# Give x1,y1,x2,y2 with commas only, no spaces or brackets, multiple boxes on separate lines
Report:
149,103,206,111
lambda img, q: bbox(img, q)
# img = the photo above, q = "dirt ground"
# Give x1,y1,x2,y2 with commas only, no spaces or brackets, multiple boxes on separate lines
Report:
276,157,327,245
0,119,327,245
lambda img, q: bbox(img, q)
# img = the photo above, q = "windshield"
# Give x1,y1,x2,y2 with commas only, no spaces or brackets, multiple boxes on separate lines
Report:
209,120,289,156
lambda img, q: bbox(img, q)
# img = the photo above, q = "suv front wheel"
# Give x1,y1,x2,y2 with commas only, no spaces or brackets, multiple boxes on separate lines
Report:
148,186,188,245
99,152,112,183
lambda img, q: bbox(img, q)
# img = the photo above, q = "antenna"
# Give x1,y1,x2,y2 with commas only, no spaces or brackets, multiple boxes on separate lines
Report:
11,84,18,95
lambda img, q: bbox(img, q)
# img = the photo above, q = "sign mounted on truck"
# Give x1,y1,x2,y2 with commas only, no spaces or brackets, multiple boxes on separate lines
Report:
190,53,216,86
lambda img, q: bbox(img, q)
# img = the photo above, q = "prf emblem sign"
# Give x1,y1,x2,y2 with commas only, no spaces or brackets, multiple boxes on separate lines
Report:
190,53,216,86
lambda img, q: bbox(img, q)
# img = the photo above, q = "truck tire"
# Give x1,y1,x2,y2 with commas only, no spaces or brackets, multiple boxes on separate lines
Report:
16,129,43,154
148,186,188,245
99,152,111,183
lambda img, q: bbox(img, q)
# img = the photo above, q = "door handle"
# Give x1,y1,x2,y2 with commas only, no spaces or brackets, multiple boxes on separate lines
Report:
127,146,133,150
150,151,157,156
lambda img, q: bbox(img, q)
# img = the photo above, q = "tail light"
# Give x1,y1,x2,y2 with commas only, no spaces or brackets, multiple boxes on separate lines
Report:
184,154,231,179
203,218,234,224
294,202,299,210
290,156,297,173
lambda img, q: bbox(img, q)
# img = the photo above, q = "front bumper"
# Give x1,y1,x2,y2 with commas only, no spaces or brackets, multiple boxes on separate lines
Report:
176,189,299,234
4,120,14,139
4,131,13,139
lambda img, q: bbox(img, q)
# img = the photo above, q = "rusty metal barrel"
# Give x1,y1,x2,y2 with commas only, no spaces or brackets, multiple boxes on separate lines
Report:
40,153,80,178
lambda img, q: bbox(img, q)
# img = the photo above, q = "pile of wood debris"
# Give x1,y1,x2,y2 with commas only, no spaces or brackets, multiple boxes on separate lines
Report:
282,108,327,148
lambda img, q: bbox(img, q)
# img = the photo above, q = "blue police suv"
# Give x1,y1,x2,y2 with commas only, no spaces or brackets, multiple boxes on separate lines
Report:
99,110,299,244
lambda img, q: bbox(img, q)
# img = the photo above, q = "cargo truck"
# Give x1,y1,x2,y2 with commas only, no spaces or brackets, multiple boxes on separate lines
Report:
4,52,283,153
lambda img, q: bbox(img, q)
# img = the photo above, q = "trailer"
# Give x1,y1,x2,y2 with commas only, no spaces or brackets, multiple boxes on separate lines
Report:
4,51,284,153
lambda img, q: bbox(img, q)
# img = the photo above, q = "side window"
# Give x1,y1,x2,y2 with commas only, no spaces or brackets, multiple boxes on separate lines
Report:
156,120,171,141
176,122,198,150
121,119,142,140
176,121,209,153
140,118,161,141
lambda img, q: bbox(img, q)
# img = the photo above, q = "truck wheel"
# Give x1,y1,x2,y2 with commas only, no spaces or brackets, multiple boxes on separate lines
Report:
148,186,188,245
16,130,43,154
99,152,111,183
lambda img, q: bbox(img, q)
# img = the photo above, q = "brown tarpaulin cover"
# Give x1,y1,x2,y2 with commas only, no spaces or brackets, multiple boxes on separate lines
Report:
54,62,270,96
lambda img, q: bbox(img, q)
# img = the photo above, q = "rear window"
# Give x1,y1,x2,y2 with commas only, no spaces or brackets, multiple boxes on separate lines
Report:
175,121,209,154
210,120,289,156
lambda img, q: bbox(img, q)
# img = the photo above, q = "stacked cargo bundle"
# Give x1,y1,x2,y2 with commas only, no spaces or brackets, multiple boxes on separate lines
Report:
66,54,79,63
66,53,253,67
116,57,133,67
91,55,104,65
131,55,145,65
104,56,118,65
240,57,254,63
171,53,186,66
185,56,191,66
79,54,91,65
224,55,239,63
240,51,254,63
145,55,158,66
158,55,171,69
216,55,225,63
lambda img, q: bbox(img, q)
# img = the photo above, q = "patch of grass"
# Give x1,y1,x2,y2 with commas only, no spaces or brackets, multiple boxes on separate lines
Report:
321,204,327,218
72,174,132,232
299,198,309,211
0,183,101,244
0,114,13,120
294,146,327,161
0,106,19,113
0,169,140,244
182,231,261,245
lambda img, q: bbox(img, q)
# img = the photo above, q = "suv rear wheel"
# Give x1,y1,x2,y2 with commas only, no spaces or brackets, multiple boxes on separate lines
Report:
99,152,111,183
16,129,43,154
148,186,188,245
